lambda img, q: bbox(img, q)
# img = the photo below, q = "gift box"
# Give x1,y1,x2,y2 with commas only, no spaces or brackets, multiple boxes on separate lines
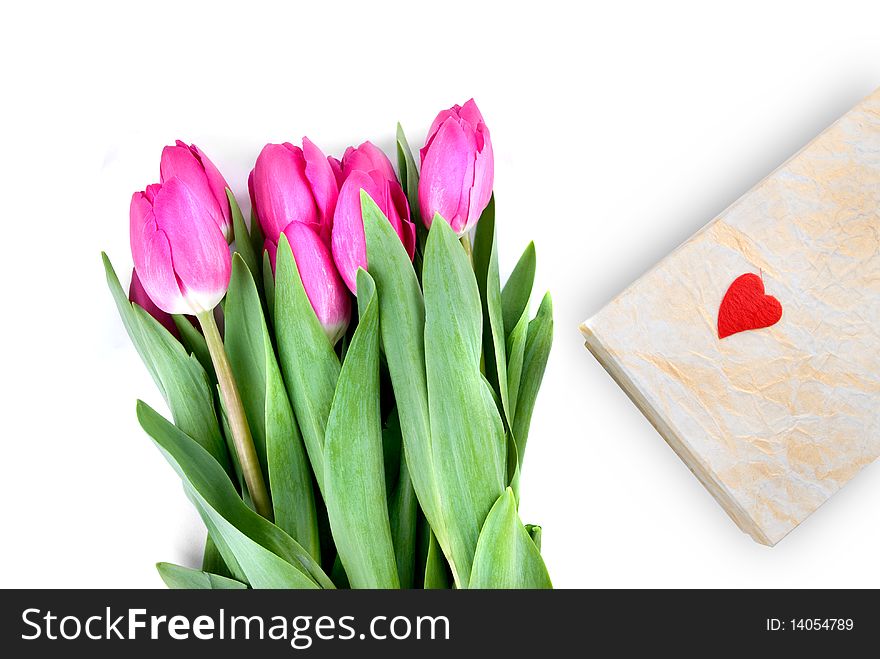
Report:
581,88,880,545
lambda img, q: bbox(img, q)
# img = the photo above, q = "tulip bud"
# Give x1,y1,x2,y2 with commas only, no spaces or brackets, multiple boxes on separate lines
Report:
266,224,351,345
341,141,397,182
331,143,416,293
328,155,345,189
160,140,233,242
418,99,494,235
130,178,231,315
128,268,179,338
250,138,338,245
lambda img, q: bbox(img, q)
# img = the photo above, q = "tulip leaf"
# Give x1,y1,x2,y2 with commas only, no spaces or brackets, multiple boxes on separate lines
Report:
173,315,214,381
201,535,232,579
501,241,536,337
225,254,319,560
381,410,402,495
512,292,553,467
274,234,340,495
395,122,422,230
323,269,399,589
361,194,444,559
262,249,275,321
385,410,417,588
506,307,530,423
136,401,333,589
103,254,230,472
423,215,506,587
228,189,260,291
472,196,512,427
156,562,247,590
469,488,552,589
249,203,265,263
525,524,542,552
423,529,451,589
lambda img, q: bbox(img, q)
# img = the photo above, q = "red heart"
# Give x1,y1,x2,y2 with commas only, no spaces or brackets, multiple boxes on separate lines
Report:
717,273,782,339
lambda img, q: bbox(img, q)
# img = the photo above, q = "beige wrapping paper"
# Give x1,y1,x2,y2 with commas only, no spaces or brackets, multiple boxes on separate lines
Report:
581,89,880,545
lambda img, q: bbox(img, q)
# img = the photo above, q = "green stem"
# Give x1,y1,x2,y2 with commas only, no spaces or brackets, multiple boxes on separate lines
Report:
460,234,473,267
197,310,272,520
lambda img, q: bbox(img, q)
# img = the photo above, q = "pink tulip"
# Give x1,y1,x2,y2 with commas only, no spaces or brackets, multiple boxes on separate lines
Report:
418,99,494,235
128,268,179,338
160,140,233,242
332,160,415,294
328,155,345,189
265,223,351,345
130,178,231,315
250,138,338,245
341,141,397,182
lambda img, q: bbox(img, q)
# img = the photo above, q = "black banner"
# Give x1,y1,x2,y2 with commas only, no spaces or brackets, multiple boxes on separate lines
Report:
1,589,874,655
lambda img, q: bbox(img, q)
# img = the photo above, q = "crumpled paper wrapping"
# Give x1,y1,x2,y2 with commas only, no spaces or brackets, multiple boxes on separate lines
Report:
581,89,880,545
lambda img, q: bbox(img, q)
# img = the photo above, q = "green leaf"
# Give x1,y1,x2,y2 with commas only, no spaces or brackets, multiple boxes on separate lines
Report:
274,234,340,495
361,194,442,558
395,122,422,228
136,401,333,589
173,315,214,381
506,307,529,422
103,254,229,471
225,255,319,559
201,535,232,579
423,215,506,587
262,249,275,321
323,269,399,588
423,529,451,589
512,293,553,468
525,524,542,552
469,488,552,589
472,196,511,426
228,189,260,288
501,242,536,337
156,562,247,589
381,410,403,494
388,436,418,587
249,202,265,260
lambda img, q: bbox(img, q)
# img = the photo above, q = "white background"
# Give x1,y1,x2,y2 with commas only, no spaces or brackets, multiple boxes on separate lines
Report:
2,0,879,588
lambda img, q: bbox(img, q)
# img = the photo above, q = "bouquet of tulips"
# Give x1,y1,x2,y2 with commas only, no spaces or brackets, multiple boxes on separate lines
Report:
103,100,553,589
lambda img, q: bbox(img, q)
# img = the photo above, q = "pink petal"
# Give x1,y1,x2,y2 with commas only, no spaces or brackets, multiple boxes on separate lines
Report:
389,180,416,259
284,222,351,344
160,143,230,241
252,143,318,242
418,117,468,230
342,141,396,182
465,124,494,232
130,189,188,314
190,143,233,234
302,136,339,240
420,107,460,163
129,267,179,337
152,177,231,313
331,170,374,293
328,155,344,188
457,98,485,129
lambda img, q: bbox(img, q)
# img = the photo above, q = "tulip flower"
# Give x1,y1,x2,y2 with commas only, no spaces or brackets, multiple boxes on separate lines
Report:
250,139,338,244
341,141,397,182
130,176,270,520
331,144,416,293
418,99,494,236
328,155,345,189
160,140,233,242
129,178,231,315
265,223,351,345
128,268,179,338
